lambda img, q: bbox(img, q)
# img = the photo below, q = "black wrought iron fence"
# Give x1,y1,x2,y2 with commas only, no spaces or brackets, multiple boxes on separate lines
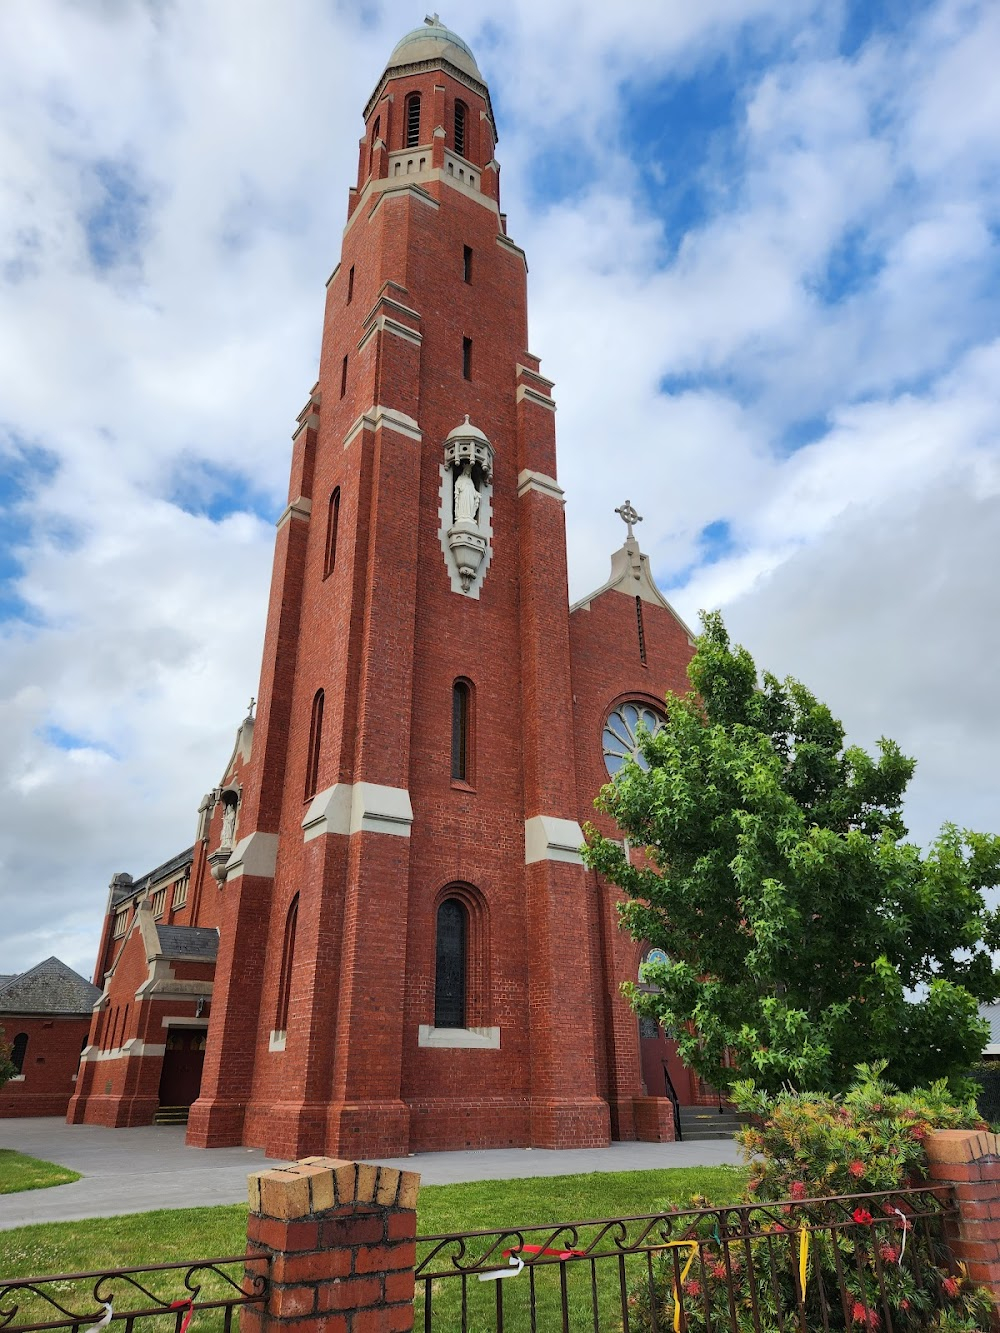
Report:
0,1255,267,1333
415,1186,966,1332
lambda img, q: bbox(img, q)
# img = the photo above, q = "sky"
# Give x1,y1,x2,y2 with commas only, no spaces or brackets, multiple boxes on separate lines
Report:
0,0,998,979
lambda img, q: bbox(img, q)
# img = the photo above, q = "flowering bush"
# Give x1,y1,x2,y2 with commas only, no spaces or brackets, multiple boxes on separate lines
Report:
628,1065,993,1332
734,1062,986,1202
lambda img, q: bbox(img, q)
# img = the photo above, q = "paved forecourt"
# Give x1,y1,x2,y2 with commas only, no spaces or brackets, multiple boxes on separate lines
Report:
0,1118,742,1230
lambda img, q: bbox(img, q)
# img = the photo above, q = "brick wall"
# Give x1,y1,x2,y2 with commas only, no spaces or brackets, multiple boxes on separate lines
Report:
244,1157,419,1333
0,1013,89,1117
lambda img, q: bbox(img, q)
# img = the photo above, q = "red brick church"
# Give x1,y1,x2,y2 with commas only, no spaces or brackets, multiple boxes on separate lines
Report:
69,18,717,1156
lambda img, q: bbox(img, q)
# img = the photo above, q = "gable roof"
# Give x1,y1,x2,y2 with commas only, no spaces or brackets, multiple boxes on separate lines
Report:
155,926,219,963
0,957,101,1016
569,538,695,641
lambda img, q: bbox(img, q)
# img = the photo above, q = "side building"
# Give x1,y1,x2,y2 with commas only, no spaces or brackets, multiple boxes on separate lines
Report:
0,958,100,1118
70,18,720,1155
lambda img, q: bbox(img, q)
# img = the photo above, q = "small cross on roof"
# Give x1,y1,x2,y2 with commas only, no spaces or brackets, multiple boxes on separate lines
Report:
615,499,643,542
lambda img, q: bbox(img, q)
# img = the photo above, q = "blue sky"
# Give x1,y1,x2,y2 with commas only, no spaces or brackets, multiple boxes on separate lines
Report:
0,0,998,975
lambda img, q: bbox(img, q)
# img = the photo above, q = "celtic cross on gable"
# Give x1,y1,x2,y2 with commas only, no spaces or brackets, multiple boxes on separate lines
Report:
615,499,643,542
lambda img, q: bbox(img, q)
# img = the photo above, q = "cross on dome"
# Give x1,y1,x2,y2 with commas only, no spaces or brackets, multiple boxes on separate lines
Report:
425,12,441,24
615,500,643,542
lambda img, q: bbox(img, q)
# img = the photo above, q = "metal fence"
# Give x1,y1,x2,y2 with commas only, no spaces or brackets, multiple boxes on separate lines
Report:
0,1256,267,1333
414,1186,959,1332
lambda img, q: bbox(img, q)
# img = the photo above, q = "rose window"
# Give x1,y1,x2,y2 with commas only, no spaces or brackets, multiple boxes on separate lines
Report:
602,702,665,777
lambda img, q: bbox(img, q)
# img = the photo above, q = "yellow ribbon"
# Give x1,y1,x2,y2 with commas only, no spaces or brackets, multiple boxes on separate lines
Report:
653,1239,700,1333
798,1227,809,1299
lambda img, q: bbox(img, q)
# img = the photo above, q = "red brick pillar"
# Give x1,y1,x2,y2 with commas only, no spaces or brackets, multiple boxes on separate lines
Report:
243,1157,419,1333
926,1128,1000,1323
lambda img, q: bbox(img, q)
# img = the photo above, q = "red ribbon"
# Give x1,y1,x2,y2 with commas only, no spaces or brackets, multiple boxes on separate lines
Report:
170,1299,194,1333
503,1244,587,1261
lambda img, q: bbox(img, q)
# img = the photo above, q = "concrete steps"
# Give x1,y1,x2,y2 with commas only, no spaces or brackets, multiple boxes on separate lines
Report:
679,1107,742,1141
154,1105,190,1126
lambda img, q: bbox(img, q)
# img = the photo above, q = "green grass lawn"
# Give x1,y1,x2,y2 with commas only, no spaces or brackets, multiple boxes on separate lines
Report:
0,1150,81,1196
0,1165,747,1332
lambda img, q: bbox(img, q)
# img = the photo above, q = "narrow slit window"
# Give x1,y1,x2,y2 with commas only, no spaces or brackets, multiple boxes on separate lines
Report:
454,100,467,157
347,265,354,304
462,336,472,380
636,596,647,664
275,894,298,1033
451,679,470,781
369,116,380,170
406,93,421,148
324,488,341,577
435,899,467,1028
463,245,472,283
340,354,348,399
305,689,324,799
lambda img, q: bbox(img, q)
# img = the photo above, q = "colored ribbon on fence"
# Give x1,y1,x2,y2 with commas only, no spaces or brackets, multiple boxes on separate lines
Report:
891,1207,909,1265
798,1227,809,1298
651,1239,699,1333
477,1254,524,1282
478,1243,587,1282
170,1297,195,1333
84,1302,113,1333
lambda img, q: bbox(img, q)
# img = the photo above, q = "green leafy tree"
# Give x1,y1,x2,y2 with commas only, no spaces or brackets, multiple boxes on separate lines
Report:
584,612,1000,1095
0,1027,16,1090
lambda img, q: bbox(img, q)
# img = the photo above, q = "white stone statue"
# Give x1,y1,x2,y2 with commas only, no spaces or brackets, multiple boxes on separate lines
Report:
220,800,237,849
453,462,480,523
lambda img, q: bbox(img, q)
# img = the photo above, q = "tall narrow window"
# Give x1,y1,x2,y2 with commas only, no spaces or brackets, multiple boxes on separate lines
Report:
451,679,470,781
462,336,472,380
275,894,298,1034
347,265,355,304
305,689,324,799
369,116,380,171
463,245,472,283
405,93,421,147
11,1032,28,1074
636,595,647,664
324,488,341,578
340,354,348,399
454,100,467,156
435,899,467,1028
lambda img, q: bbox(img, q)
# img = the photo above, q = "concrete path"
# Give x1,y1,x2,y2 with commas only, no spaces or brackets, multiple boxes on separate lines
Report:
0,1117,742,1231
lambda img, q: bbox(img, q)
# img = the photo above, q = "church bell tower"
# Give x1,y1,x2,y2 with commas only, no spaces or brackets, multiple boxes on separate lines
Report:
185,16,615,1158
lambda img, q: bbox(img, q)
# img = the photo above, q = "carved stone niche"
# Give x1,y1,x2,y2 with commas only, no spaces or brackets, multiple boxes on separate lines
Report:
441,416,494,595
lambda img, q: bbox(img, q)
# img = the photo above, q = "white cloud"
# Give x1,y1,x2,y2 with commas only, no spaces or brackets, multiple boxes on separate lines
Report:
0,0,998,977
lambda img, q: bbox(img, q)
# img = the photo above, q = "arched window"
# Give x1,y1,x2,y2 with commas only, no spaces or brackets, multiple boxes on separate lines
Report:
405,93,421,148
451,679,472,782
435,898,467,1028
324,488,341,577
275,894,299,1034
369,115,380,170
305,689,324,799
454,100,467,157
11,1032,28,1074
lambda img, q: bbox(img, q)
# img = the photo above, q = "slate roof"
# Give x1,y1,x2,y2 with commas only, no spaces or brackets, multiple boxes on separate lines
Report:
0,957,101,1016
155,926,219,962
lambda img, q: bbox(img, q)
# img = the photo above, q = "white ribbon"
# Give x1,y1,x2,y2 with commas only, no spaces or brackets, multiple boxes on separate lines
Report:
891,1208,909,1265
478,1255,525,1282
84,1302,113,1333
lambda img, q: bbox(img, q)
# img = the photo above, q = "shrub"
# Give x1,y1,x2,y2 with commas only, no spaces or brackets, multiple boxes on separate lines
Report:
629,1065,993,1332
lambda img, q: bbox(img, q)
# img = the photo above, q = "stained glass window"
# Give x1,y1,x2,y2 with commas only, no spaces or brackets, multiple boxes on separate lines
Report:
602,702,665,776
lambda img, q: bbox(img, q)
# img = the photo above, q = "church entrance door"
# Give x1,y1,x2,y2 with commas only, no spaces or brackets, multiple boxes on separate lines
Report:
639,1017,697,1105
158,1028,206,1108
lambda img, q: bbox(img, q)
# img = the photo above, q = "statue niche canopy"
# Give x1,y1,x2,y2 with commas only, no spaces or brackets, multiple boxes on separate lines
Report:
444,415,494,593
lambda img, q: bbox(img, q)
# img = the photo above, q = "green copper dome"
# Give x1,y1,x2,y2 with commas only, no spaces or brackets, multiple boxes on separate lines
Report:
387,14,482,81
